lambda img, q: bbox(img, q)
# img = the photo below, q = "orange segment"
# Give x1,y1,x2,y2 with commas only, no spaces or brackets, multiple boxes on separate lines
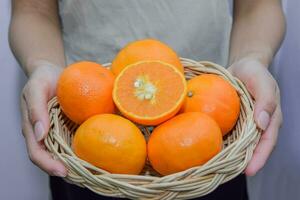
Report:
113,61,187,125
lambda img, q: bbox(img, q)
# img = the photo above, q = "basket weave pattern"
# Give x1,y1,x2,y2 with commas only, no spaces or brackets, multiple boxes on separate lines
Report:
45,58,260,199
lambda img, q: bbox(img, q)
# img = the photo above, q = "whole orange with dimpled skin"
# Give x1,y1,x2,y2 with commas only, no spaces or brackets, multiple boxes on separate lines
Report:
181,74,240,135
57,61,115,124
148,112,223,176
73,114,147,175
111,39,184,75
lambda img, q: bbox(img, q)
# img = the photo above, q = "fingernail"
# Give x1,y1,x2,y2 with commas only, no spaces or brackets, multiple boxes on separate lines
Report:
258,110,270,131
53,171,67,177
34,121,44,141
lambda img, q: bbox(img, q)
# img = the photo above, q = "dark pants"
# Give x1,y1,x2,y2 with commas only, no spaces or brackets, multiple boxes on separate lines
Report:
50,174,248,200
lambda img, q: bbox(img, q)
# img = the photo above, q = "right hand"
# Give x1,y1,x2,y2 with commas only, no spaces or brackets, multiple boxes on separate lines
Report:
21,61,67,177
228,58,282,176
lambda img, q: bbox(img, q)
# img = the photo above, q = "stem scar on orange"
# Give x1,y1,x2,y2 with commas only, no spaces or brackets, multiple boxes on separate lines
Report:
111,39,184,75
73,114,147,175
57,61,115,124
180,74,240,135
113,60,187,126
148,112,223,176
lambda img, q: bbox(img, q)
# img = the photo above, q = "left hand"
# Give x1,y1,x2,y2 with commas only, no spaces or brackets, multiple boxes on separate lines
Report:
228,57,283,176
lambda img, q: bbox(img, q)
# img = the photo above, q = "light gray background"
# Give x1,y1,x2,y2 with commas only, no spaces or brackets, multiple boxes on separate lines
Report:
0,0,297,200
0,1,49,200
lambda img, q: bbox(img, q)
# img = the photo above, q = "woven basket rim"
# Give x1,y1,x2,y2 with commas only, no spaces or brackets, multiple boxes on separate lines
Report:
45,58,261,200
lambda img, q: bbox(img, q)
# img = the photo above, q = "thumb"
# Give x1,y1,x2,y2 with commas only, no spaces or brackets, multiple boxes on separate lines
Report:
23,80,51,141
228,59,278,131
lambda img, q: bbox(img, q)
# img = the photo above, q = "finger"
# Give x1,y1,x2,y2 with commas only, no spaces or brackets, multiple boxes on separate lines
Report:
23,80,50,141
252,73,278,130
245,105,282,176
21,98,67,177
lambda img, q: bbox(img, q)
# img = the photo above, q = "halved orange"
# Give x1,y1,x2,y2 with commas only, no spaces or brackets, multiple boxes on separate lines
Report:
113,60,187,126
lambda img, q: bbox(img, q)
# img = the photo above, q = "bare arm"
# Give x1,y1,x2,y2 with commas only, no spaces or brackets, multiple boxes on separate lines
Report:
229,0,285,66
10,0,67,177
10,0,65,75
229,0,285,176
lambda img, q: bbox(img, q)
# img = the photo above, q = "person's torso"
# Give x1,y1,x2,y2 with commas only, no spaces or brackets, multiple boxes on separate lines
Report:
59,0,232,66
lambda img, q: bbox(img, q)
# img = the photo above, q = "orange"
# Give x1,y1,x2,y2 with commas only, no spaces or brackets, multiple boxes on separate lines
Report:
148,112,223,175
111,39,184,75
113,60,187,126
57,61,115,124
181,74,240,135
73,114,147,175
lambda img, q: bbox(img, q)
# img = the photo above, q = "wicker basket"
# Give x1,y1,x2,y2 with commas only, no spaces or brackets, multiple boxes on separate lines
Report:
45,58,261,199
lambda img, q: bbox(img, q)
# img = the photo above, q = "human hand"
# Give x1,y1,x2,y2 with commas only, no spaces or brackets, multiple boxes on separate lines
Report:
228,57,282,176
20,61,67,177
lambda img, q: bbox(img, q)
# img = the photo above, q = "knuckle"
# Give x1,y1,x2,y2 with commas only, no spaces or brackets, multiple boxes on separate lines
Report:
278,110,283,127
275,85,281,99
271,136,277,147
269,77,277,87
47,167,58,176
27,106,34,119
270,79,279,96
27,106,38,123
28,151,37,164
22,82,35,101
21,124,27,138
265,73,277,92
21,84,30,98
271,140,277,151
263,99,277,113
27,104,35,116
266,99,276,107
20,94,25,106
21,86,26,95
27,149,54,175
